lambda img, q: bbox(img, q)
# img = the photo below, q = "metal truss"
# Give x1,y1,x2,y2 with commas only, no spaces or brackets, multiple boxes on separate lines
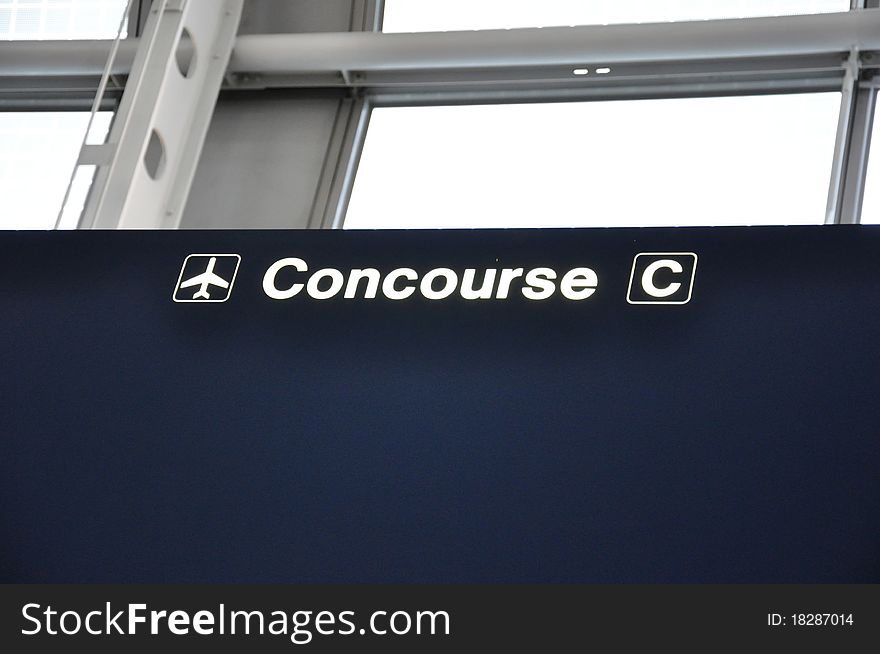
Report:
76,0,244,228
0,6,878,225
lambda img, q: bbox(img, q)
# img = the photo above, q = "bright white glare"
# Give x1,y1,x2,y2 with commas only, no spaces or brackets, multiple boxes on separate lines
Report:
860,116,880,224
0,1,125,229
383,0,849,32
0,0,129,40
0,112,113,230
345,94,841,229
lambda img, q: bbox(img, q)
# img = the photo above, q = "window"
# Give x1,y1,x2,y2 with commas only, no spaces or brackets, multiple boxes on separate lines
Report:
861,110,880,224
382,0,850,33
0,0,129,40
345,94,841,229
0,112,112,230
0,1,127,229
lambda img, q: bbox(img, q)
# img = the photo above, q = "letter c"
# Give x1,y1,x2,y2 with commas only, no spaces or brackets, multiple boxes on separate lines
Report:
382,269,418,300
86,611,103,635
641,259,682,298
264,258,308,300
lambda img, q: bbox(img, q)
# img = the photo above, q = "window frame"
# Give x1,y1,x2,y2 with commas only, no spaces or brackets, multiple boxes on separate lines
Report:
328,1,880,228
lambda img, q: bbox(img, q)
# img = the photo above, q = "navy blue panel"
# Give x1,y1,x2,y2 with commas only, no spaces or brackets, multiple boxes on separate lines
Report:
0,227,878,583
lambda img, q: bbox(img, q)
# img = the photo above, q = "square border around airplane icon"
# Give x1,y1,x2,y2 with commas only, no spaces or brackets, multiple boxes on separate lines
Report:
173,254,242,303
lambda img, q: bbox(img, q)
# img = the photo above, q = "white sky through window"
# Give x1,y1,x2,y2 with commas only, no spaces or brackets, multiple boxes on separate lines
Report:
346,94,841,229
0,112,112,230
859,116,880,224
0,2,127,230
383,0,850,32
0,0,129,40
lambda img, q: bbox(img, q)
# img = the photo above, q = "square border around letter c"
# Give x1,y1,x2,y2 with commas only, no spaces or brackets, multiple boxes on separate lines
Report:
626,252,698,305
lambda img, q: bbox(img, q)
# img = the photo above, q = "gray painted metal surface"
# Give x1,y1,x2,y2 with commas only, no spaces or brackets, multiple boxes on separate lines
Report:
76,0,244,229
182,0,379,229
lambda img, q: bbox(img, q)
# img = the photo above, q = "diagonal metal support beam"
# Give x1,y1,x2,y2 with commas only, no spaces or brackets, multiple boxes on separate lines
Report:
76,0,243,229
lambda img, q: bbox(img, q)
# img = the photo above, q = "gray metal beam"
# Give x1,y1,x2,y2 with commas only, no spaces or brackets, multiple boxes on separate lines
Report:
228,10,880,73
0,77,122,111
1,10,879,81
367,79,844,108
128,0,152,38
229,52,852,93
4,12,879,110
827,0,878,224
0,40,138,77
826,7,878,224
838,86,877,223
76,0,244,229
307,97,372,228
826,49,861,224
307,0,382,229
349,0,384,33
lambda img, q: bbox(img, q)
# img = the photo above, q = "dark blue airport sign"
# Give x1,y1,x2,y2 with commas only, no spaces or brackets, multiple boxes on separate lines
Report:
0,227,878,583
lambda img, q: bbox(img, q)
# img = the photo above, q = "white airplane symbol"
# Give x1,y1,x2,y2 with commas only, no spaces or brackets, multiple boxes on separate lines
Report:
179,257,230,299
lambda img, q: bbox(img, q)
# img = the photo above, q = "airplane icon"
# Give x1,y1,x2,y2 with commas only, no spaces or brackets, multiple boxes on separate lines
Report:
180,257,230,299
173,254,241,303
